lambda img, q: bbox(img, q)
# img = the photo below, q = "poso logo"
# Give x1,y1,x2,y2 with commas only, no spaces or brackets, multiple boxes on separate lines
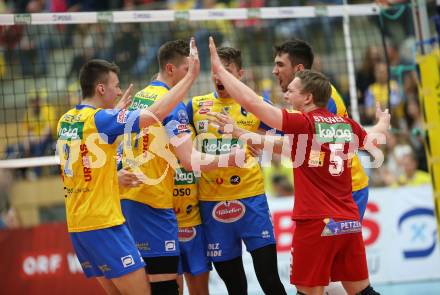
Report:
178,227,197,242
201,139,242,155
315,123,353,143
398,207,437,259
58,122,84,140
212,200,246,223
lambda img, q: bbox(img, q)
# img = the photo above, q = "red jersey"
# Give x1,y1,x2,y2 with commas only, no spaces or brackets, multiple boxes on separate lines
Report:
281,108,367,221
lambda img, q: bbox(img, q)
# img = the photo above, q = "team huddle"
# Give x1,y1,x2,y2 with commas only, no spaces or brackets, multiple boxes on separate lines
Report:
57,37,390,295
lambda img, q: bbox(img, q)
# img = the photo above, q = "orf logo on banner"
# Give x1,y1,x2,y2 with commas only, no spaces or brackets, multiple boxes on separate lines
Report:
398,207,437,259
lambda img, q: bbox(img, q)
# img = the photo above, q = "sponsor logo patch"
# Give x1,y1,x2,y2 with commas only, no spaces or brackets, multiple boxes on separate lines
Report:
177,123,190,132
240,107,248,116
230,175,241,185
197,120,209,133
199,101,213,107
121,255,135,268
178,227,197,242
58,122,84,140
321,218,362,236
199,108,210,114
129,96,155,110
308,150,325,167
212,200,246,223
178,109,189,124
117,110,128,124
262,230,271,239
201,138,243,155
174,168,196,185
315,122,353,143
165,240,176,251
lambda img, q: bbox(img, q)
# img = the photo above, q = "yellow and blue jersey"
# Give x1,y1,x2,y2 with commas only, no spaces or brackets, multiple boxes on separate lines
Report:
120,80,177,209
57,105,140,232
187,92,270,201
164,105,201,227
326,85,369,191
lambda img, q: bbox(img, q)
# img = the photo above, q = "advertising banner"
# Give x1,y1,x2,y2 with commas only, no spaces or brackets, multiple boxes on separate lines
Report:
1,186,439,294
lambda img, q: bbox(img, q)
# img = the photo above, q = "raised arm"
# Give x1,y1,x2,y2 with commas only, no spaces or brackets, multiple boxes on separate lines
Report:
139,38,200,128
171,133,243,172
209,37,283,130
208,112,291,157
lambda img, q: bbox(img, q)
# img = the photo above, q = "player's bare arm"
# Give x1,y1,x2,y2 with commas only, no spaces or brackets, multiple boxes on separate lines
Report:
118,167,143,188
209,36,283,130
170,132,246,172
139,38,200,128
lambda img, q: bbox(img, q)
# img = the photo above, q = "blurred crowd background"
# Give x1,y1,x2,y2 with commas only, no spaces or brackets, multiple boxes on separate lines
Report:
0,0,437,227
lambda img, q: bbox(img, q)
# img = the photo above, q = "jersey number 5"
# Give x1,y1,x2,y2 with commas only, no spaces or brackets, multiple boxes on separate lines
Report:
329,143,344,176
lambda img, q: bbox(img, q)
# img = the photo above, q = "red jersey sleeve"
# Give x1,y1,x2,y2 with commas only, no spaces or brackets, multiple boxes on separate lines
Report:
346,118,367,149
282,109,310,135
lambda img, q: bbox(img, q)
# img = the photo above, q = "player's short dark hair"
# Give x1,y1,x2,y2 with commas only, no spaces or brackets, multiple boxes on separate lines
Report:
79,59,119,99
158,39,190,71
217,47,242,70
295,70,331,107
274,39,314,69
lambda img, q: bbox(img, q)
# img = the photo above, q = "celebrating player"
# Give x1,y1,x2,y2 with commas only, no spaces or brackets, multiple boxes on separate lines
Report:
119,39,241,295
186,46,286,295
208,37,387,295
57,47,199,295
272,39,370,220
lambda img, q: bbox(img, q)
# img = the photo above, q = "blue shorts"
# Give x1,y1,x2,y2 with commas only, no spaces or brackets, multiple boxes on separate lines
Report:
70,224,145,279
121,199,180,257
200,194,276,262
178,224,212,275
353,187,369,221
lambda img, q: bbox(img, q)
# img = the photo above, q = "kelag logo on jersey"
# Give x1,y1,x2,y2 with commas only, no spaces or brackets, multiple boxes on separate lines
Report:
129,97,154,110
59,122,84,140
201,138,243,155
212,200,246,223
174,168,196,185
178,227,197,242
315,122,353,143
398,207,437,259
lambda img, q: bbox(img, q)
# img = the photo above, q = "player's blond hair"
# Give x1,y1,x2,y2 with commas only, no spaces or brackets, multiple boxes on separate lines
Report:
295,70,331,107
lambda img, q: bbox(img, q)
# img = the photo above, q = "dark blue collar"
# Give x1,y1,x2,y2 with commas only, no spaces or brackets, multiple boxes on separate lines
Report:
150,80,171,90
76,104,96,110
